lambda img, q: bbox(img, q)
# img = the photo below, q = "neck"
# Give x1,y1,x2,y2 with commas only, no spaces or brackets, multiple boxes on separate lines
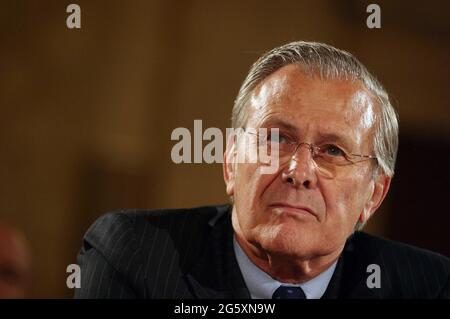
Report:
235,234,343,284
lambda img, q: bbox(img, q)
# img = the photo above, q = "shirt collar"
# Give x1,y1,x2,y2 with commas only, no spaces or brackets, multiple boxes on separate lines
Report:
233,235,337,299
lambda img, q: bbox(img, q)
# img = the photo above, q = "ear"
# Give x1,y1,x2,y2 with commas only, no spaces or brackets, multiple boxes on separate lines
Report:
223,132,237,196
359,173,392,225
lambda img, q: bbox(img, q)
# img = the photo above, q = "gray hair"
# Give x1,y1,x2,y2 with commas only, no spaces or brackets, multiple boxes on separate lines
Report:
231,41,399,179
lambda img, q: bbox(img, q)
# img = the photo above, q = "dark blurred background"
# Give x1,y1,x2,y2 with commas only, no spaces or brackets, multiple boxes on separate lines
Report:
0,0,449,298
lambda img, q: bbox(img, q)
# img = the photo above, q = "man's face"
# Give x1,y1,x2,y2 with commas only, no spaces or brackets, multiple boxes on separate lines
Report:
224,64,390,259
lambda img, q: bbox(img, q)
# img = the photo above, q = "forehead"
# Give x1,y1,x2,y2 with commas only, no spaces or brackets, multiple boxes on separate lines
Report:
247,64,378,147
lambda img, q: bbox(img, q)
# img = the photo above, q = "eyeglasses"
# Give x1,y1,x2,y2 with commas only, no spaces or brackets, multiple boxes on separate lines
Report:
243,130,377,178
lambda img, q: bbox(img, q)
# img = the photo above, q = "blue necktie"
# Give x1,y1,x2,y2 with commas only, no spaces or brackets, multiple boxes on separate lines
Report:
272,285,306,299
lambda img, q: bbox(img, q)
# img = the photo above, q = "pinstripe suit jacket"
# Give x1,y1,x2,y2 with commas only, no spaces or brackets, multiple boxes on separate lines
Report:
74,204,450,298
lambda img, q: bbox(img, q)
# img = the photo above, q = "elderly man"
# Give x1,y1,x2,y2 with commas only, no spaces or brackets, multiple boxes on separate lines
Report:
75,41,450,299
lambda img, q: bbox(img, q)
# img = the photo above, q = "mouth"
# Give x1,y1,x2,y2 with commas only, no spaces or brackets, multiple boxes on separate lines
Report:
269,202,317,219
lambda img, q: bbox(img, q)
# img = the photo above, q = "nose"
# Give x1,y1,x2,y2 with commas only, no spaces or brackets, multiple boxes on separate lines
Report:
281,144,318,189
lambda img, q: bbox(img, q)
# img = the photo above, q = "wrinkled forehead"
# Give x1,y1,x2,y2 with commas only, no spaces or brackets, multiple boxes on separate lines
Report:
247,65,379,145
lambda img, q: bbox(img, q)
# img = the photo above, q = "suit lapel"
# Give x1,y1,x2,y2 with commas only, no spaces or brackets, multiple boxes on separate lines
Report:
184,205,250,299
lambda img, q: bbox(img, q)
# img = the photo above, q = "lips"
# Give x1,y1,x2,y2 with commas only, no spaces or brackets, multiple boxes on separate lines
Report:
269,202,317,218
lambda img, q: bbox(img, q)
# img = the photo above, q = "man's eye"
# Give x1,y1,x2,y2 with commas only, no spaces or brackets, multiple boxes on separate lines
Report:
267,133,289,144
323,145,345,157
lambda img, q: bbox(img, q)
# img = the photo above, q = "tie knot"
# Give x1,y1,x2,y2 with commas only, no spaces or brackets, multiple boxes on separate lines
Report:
272,285,306,299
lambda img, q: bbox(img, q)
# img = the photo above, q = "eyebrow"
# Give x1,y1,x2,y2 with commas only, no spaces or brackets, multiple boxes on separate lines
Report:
314,132,357,151
316,132,347,143
258,118,298,133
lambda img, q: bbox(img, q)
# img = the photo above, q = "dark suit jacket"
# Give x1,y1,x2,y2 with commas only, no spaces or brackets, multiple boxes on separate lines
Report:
74,204,450,298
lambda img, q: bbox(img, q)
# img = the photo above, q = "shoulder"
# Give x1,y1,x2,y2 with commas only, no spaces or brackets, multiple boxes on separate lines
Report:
349,232,450,297
352,231,450,267
85,204,230,241
81,204,231,266
76,204,231,298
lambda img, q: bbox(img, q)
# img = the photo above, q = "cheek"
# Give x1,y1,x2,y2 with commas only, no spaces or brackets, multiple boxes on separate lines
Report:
236,163,275,197
234,164,278,221
321,174,368,225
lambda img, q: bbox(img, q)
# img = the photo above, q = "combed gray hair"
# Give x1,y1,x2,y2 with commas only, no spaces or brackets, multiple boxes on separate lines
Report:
231,41,399,179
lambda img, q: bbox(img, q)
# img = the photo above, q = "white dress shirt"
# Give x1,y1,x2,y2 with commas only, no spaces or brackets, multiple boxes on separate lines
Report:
233,235,337,299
